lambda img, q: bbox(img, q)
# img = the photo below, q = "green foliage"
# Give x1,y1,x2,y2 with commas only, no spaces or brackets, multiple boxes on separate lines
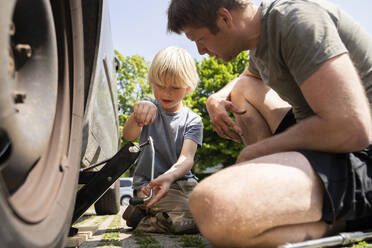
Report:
98,215,122,246
177,234,207,248
132,230,162,248
115,50,249,172
184,52,249,171
351,241,372,248
115,50,152,145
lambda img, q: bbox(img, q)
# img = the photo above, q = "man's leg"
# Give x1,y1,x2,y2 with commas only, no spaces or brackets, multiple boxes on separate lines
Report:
230,75,291,144
189,152,335,247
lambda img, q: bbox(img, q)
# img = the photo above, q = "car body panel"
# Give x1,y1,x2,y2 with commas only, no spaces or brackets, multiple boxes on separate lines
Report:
81,0,120,168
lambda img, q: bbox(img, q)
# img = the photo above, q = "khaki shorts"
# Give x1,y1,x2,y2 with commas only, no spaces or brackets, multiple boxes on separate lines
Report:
123,178,198,234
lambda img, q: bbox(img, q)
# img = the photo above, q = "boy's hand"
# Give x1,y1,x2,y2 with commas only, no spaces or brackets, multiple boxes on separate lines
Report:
133,101,157,127
141,174,173,208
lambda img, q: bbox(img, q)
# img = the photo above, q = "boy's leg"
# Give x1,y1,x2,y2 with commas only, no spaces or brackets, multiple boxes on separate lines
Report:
230,76,291,144
189,152,337,247
122,190,147,228
135,178,198,234
123,190,170,232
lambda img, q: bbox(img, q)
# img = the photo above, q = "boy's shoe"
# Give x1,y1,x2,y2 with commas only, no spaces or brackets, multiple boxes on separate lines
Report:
169,215,199,234
135,212,171,233
122,205,146,228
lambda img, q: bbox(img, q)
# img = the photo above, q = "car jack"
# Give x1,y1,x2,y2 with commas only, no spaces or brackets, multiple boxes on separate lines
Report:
69,139,152,236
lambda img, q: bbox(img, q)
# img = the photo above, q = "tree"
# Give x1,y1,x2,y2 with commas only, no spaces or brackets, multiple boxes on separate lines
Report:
185,51,249,171
115,50,152,145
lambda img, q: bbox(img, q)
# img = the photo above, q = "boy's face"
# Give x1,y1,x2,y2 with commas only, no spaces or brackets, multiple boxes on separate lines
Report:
153,81,187,113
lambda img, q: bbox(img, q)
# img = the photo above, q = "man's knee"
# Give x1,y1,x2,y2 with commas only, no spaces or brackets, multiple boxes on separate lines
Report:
189,172,261,246
230,77,250,106
189,158,325,245
188,181,215,232
230,78,273,143
189,187,227,246
189,177,232,243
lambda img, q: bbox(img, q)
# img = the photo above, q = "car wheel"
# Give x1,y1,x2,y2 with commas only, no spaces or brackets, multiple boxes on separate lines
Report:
94,179,121,215
0,1,84,247
121,196,131,206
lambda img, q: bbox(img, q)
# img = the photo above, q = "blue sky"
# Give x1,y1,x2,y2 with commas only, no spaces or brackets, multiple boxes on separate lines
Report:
108,0,372,62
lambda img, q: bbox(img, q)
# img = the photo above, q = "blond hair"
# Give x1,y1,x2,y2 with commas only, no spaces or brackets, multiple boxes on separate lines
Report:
148,46,199,94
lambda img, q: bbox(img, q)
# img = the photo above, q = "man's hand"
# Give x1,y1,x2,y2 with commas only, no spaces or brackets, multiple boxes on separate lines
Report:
206,94,246,142
133,101,157,127
141,173,173,208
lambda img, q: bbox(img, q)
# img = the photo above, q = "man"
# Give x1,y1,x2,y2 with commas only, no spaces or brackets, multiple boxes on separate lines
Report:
167,0,372,247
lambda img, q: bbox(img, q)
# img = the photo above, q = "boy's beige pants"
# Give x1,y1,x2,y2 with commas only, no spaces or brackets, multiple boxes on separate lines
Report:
124,178,199,234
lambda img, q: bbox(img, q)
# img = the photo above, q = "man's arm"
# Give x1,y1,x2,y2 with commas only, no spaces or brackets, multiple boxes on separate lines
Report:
143,139,198,207
237,53,372,162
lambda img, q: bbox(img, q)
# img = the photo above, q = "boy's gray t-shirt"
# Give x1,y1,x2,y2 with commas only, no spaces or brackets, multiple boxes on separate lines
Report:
248,0,372,121
133,97,203,189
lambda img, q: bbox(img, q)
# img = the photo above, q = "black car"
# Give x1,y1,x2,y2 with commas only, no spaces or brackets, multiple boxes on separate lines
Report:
0,0,121,247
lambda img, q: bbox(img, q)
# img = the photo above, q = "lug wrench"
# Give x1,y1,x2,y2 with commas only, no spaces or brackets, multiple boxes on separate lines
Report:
129,136,155,205
279,230,372,248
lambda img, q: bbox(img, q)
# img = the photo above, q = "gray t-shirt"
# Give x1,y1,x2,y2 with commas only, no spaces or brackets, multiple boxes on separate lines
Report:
248,0,372,121
133,97,203,189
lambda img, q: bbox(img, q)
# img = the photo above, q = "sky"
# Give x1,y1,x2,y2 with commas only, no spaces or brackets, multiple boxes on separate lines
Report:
108,0,372,62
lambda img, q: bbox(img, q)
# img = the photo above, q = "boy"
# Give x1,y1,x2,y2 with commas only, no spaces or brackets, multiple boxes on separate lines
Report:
122,46,203,234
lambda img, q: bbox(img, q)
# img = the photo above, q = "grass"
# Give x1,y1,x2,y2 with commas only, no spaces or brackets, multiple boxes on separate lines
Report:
132,230,209,248
177,234,207,248
72,214,95,226
350,241,372,248
132,229,163,248
93,215,109,226
98,215,122,247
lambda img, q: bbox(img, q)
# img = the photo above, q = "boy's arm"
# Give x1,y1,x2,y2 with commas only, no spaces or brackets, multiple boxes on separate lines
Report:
122,100,157,141
143,139,198,207
164,139,198,180
122,113,142,141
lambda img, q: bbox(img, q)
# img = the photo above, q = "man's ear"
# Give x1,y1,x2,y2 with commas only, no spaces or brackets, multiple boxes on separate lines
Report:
216,8,233,27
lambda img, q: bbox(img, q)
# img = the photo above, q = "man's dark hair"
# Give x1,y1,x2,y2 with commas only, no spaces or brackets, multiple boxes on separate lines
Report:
167,0,250,34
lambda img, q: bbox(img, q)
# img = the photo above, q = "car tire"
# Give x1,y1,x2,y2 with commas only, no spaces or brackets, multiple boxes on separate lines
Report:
94,179,121,215
0,1,84,247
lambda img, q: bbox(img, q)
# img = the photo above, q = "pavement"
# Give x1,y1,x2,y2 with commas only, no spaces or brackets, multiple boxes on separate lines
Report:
65,205,372,248
65,205,213,248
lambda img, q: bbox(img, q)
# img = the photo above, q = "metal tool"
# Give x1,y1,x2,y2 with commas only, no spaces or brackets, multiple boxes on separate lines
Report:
279,230,372,248
129,136,155,205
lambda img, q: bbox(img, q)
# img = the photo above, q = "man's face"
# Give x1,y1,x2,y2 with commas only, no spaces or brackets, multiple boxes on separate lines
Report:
184,26,240,62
